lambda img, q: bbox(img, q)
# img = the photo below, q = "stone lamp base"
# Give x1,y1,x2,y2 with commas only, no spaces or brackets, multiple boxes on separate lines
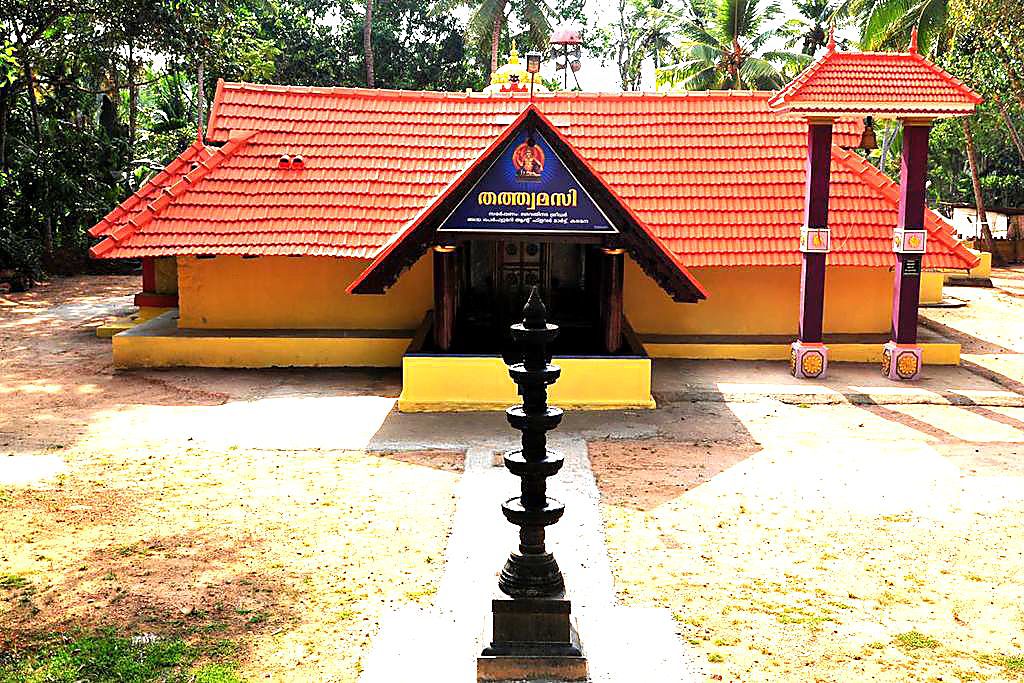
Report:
477,596,587,682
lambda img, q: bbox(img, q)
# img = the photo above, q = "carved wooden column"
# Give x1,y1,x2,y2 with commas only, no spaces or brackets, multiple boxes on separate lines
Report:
432,245,457,351
600,247,624,354
883,119,930,381
791,118,833,379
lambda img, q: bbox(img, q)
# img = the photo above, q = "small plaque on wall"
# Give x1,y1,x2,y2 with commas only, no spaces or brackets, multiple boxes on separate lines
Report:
800,226,830,253
893,228,927,253
902,257,922,276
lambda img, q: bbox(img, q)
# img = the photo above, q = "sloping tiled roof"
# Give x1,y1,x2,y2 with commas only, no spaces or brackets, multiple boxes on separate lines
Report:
768,39,982,117
90,81,978,270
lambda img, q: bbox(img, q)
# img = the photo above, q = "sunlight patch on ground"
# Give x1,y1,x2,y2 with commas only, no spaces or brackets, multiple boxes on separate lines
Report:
0,454,67,485
82,395,398,452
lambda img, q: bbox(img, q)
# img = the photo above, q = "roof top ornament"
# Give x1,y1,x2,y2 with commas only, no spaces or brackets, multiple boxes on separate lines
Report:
908,27,918,53
483,43,549,95
826,26,836,53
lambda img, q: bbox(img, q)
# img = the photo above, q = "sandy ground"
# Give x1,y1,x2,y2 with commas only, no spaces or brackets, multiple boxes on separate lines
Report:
921,266,1024,392
591,269,1024,683
0,277,459,682
3,274,1024,683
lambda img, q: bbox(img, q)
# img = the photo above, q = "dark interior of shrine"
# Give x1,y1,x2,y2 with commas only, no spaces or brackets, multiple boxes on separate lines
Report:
414,240,642,358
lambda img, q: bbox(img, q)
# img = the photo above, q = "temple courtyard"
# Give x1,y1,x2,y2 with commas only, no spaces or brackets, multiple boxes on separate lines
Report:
2,271,1024,682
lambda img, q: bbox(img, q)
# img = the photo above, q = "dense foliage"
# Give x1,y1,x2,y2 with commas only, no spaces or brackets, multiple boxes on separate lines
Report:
0,0,1020,284
0,0,487,283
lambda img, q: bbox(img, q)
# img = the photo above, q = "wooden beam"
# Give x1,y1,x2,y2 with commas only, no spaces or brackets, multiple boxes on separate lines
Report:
601,249,624,353
433,247,457,351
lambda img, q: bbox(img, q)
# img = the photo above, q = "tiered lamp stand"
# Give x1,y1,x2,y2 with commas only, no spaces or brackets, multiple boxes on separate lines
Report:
477,287,587,682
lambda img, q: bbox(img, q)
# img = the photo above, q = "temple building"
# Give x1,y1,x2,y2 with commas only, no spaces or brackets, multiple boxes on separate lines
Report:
90,40,981,410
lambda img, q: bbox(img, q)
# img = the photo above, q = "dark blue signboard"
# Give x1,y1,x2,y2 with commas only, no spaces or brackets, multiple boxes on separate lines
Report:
439,130,617,234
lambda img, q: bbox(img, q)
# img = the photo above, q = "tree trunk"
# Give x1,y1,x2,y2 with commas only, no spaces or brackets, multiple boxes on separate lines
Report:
128,43,139,181
197,60,206,138
877,123,898,173
364,0,375,87
490,1,507,78
996,96,1024,162
962,117,999,262
0,84,8,171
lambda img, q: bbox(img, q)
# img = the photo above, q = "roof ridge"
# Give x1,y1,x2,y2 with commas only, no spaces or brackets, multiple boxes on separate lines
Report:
829,146,980,268
216,81,774,101
90,130,258,258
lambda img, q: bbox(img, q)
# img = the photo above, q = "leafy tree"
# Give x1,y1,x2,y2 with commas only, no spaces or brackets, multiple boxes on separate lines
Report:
781,0,841,55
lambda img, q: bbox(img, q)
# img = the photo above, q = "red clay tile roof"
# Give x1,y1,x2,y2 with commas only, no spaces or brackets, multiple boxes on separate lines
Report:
768,42,982,117
90,81,978,270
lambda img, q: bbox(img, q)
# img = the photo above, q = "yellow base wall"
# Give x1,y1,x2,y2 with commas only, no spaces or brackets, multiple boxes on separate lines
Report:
643,342,960,365
625,261,893,336
398,355,656,412
177,255,431,330
96,306,175,338
113,320,410,369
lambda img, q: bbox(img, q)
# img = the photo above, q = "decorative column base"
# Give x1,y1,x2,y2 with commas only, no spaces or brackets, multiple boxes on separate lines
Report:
478,596,587,682
882,341,923,381
790,341,828,379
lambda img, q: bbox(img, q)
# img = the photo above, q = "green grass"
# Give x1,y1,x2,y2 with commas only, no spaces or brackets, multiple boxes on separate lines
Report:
894,630,941,651
0,573,29,590
0,630,245,683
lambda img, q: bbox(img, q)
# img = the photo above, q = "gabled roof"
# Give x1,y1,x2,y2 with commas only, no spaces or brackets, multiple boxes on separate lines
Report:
89,81,978,270
768,35,982,117
347,105,707,302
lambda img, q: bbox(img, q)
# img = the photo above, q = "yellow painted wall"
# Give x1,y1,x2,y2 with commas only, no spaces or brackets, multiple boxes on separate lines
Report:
177,255,432,330
399,355,655,411
624,260,893,336
919,271,944,304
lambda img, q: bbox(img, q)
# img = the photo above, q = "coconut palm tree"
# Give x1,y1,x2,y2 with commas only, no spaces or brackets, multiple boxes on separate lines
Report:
657,0,807,89
783,0,841,55
464,0,552,77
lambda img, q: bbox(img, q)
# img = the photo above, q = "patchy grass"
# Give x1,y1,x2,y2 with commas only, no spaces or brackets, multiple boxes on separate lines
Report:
0,630,243,683
894,630,941,651
0,573,30,590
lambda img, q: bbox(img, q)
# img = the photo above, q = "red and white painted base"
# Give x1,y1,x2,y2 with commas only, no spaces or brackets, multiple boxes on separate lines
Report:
882,341,923,381
790,341,829,379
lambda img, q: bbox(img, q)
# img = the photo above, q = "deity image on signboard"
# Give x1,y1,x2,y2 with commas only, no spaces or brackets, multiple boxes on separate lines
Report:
512,140,544,181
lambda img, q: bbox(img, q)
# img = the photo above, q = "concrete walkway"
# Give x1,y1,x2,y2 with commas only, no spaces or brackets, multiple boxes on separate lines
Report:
359,437,702,682
653,359,1024,407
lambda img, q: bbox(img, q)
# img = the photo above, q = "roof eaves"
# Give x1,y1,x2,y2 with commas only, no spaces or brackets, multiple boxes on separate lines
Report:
830,146,980,269
90,129,258,259
88,140,209,238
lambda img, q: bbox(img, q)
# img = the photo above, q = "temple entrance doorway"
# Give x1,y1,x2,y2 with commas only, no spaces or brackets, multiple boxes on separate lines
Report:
444,240,611,356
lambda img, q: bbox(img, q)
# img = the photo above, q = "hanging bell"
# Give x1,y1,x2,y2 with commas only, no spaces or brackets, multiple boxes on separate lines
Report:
859,116,878,151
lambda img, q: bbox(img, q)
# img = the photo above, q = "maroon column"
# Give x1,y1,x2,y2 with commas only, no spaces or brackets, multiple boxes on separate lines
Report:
433,246,457,351
799,119,832,342
141,257,157,293
883,120,931,380
892,121,930,344
600,248,624,353
791,118,833,379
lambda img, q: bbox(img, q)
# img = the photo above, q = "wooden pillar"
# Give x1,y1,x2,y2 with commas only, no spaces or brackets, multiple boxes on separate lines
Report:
141,257,157,293
600,248,624,354
791,118,833,379
433,245,457,351
883,120,931,380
